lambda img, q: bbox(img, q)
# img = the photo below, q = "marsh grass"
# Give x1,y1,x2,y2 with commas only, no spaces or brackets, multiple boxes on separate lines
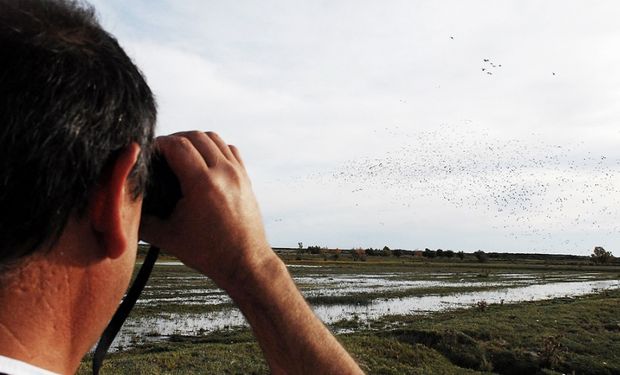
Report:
131,302,236,317
305,285,508,306
79,289,620,374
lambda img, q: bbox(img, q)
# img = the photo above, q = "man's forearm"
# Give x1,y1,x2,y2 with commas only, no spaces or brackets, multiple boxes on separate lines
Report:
227,252,363,375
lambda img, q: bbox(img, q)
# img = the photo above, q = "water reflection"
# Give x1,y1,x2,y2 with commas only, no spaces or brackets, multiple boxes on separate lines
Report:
114,278,620,350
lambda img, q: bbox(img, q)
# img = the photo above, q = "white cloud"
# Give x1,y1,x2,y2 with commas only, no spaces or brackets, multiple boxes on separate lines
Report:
90,0,620,254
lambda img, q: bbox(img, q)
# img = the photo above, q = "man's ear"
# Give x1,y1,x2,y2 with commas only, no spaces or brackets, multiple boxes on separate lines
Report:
89,143,142,259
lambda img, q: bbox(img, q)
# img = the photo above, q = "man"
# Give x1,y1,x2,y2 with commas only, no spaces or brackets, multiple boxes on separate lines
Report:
0,0,363,374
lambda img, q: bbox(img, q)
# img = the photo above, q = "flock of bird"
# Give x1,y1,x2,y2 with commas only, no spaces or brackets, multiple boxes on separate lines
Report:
270,38,610,253
449,36,556,77
481,58,502,76
295,122,620,253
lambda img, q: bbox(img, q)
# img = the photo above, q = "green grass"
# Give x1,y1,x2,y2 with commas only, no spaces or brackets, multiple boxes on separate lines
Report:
285,257,620,273
79,289,620,374
363,289,620,374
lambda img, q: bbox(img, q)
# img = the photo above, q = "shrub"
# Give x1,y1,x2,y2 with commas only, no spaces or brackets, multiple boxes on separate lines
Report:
352,248,366,261
365,248,377,256
308,245,322,255
591,246,613,264
474,250,488,263
332,248,342,260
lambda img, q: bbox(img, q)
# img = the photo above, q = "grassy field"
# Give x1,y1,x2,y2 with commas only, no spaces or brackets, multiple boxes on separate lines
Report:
79,255,620,374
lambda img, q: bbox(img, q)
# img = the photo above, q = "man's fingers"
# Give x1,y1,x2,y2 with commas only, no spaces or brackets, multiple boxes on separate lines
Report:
169,131,237,167
229,145,245,167
157,135,208,194
171,131,223,167
206,131,237,162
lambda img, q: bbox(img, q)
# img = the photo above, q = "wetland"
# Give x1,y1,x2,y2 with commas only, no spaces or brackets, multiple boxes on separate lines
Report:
80,253,620,374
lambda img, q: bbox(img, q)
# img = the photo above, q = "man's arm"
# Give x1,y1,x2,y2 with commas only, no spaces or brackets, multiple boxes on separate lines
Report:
228,251,360,374
140,131,363,374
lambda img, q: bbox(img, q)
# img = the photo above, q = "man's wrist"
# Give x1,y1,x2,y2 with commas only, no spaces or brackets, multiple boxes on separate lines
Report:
224,249,289,306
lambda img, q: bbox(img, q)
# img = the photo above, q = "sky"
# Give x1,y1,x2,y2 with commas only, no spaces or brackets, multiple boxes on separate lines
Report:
89,0,620,255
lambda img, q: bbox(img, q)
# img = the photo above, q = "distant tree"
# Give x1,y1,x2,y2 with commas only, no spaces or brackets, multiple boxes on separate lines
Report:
423,248,436,258
382,246,392,257
445,250,455,258
298,242,303,250
436,249,444,257
457,251,465,260
474,250,488,263
591,246,613,265
392,249,403,257
365,248,377,256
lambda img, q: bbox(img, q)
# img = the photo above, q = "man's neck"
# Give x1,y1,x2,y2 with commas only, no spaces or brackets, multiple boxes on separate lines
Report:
0,254,97,374
0,217,137,374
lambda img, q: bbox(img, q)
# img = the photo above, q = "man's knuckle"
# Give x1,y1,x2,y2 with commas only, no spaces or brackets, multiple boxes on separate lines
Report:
173,136,194,150
187,130,204,139
232,168,247,186
206,131,224,142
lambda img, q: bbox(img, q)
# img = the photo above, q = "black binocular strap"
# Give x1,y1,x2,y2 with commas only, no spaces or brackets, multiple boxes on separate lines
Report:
92,246,160,375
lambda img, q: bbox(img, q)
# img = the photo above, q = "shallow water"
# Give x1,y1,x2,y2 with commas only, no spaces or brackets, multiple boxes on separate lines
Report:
111,265,620,350
312,279,620,323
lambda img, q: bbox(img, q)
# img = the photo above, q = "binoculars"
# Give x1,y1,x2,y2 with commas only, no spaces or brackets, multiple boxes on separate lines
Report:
141,153,182,219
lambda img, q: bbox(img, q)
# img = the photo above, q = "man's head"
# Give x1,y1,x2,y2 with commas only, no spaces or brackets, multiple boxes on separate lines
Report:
0,1,157,369
0,0,156,268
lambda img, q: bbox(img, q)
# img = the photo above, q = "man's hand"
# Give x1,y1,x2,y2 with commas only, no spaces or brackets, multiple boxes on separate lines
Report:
139,131,274,291
140,131,363,374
